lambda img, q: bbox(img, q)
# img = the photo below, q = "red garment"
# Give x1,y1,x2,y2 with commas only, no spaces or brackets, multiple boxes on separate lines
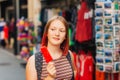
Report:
4,25,9,39
73,52,77,67
9,22,14,32
108,73,119,80
75,1,92,42
78,51,93,80
72,52,79,80
96,70,105,80
118,73,120,80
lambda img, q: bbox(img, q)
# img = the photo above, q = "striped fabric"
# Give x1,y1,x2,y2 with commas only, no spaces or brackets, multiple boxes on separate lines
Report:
41,56,73,80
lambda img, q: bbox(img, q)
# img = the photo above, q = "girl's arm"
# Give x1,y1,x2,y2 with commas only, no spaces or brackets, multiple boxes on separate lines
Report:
26,55,37,80
26,55,55,80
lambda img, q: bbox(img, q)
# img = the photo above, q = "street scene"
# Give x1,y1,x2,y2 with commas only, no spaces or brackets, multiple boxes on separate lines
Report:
0,48,25,80
0,0,120,80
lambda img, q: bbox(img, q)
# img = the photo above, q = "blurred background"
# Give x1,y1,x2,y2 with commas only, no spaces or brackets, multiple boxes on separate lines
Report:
0,0,81,80
0,0,120,80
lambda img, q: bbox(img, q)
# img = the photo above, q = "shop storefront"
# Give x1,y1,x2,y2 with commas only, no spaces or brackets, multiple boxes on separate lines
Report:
0,0,120,79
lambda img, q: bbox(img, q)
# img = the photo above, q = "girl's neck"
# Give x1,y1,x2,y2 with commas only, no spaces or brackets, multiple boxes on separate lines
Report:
47,44,62,59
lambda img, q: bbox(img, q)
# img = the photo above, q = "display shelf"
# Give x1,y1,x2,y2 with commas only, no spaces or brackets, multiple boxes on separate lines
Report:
95,0,120,76
17,18,36,62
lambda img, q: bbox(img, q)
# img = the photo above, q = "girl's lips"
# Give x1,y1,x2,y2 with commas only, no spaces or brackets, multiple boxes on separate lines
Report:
53,37,60,40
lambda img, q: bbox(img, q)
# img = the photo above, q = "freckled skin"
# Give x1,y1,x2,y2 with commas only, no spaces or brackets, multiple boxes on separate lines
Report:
47,20,66,46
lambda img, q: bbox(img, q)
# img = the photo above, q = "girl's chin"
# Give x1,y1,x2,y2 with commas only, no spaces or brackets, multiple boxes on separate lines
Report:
50,42,61,46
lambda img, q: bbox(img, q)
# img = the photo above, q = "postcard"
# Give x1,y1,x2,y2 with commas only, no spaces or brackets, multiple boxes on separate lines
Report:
104,17,113,25
104,10,113,17
95,17,104,25
114,62,120,72
118,12,120,24
104,57,113,64
114,1,119,10
96,56,104,64
95,2,104,9
118,10,120,17
113,25,120,37
118,2,120,9
96,0,114,2
95,9,104,17
113,38,120,49
104,40,114,49
95,25,104,33
104,33,113,41
96,41,104,48
113,11,119,24
104,49,113,57
96,47,104,56
104,2,113,9
113,50,120,61
104,64,113,72
96,64,104,71
104,25,113,33
96,33,104,40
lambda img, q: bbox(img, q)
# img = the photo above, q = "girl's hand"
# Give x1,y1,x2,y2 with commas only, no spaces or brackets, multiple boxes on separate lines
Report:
47,62,56,78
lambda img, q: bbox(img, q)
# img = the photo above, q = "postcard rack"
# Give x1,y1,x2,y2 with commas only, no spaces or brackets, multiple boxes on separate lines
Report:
95,0,120,77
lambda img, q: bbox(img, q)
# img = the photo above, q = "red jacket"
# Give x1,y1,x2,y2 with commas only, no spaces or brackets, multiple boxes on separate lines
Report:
78,51,93,80
75,1,92,42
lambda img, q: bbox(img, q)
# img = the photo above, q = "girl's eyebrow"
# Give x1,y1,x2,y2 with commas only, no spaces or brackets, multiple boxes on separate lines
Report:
50,26,65,29
50,26,56,28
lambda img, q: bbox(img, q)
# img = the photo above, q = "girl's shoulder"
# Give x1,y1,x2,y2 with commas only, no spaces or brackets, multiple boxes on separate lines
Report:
27,55,35,66
68,50,74,60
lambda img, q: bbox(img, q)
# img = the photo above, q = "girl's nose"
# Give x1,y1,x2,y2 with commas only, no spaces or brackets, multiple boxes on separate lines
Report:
55,30,60,36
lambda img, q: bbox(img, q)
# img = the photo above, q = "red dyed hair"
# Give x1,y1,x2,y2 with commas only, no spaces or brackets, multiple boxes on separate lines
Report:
41,16,69,55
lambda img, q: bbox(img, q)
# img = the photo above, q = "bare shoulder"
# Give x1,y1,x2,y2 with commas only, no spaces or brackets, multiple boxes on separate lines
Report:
68,50,74,58
26,55,35,70
26,55,36,71
27,55,35,64
68,50,72,55
26,55,37,80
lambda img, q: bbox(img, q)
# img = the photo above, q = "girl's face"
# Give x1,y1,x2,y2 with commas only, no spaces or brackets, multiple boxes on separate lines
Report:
47,20,66,47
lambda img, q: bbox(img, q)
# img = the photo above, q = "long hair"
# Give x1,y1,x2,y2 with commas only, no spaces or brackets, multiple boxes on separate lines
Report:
41,16,69,55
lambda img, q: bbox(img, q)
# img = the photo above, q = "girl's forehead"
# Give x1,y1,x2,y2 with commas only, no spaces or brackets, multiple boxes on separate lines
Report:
49,20,65,28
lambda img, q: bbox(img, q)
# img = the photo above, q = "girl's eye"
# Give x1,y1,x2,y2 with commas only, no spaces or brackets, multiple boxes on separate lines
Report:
60,30,65,32
50,28,55,31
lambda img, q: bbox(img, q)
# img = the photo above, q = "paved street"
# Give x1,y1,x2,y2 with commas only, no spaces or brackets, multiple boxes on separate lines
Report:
0,48,26,80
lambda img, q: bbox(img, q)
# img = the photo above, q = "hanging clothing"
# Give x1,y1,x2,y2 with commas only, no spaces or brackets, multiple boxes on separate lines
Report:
72,52,79,80
78,50,93,80
108,73,119,80
118,73,120,80
75,1,92,42
3,25,9,40
96,70,105,80
0,21,5,40
0,21,5,32
9,22,14,33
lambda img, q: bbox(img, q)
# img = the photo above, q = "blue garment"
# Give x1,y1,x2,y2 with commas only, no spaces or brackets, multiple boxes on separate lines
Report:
0,26,4,32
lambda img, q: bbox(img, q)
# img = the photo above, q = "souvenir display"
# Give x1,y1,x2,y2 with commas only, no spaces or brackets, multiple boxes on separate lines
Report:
17,18,37,61
95,0,120,73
